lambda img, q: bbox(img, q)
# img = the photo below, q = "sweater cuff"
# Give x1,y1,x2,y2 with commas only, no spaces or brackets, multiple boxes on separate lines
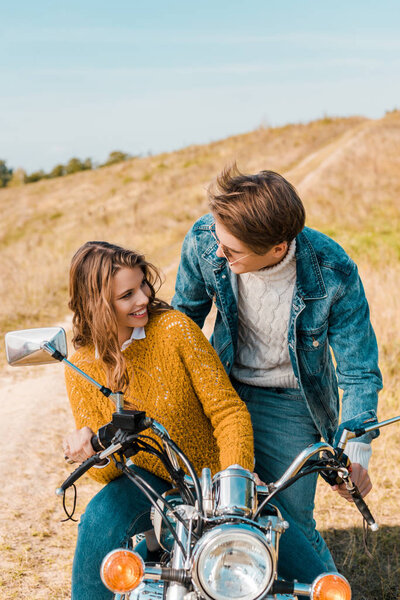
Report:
221,450,254,473
345,441,372,470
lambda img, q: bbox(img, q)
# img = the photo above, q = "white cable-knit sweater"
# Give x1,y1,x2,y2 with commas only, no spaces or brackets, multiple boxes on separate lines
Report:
231,239,371,469
232,240,298,388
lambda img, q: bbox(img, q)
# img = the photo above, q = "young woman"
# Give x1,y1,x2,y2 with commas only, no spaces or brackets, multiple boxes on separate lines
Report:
62,240,254,600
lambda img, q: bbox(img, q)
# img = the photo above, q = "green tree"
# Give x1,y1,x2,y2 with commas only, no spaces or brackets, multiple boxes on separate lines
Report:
101,150,131,167
82,157,93,170
48,164,65,178
65,157,93,175
0,160,13,187
65,157,84,175
25,170,46,184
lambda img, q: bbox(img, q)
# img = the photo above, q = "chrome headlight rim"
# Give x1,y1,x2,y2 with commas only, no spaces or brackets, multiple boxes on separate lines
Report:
191,523,275,600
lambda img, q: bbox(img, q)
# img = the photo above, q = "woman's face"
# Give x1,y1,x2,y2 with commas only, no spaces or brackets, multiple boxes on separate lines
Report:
111,266,151,340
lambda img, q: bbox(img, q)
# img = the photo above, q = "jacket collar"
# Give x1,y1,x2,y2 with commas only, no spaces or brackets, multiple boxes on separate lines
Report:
295,230,327,299
201,222,228,270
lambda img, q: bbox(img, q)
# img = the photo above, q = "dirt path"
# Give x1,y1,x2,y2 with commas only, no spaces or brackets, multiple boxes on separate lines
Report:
285,119,375,193
0,327,100,598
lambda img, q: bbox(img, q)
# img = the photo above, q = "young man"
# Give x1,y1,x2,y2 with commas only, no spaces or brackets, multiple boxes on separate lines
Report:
172,165,382,577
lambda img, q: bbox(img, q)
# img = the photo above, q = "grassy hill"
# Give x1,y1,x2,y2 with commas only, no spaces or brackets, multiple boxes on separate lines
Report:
1,113,400,598
0,114,372,334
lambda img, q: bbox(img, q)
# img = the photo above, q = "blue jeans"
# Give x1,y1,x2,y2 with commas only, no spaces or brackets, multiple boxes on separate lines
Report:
231,380,337,581
72,465,170,600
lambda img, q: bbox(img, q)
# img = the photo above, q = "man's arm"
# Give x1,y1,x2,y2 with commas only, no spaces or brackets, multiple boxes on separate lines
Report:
329,262,382,432
328,262,382,498
172,226,213,328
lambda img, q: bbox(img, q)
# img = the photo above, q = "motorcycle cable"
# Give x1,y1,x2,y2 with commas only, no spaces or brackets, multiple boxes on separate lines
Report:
60,483,78,522
118,441,198,537
127,435,196,508
254,462,343,518
162,437,204,533
110,431,179,483
95,417,202,521
125,436,205,537
59,433,197,536
135,435,196,507
133,433,165,455
116,460,188,559
256,460,377,531
112,437,192,523
108,427,198,509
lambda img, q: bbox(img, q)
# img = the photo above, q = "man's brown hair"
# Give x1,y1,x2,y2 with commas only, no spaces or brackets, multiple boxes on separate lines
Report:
208,164,305,254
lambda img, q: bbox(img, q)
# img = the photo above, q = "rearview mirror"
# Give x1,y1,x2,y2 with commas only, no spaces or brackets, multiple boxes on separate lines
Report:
5,327,68,366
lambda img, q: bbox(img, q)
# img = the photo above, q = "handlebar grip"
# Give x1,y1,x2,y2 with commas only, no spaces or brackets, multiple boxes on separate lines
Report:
58,454,103,493
90,434,102,452
349,485,378,531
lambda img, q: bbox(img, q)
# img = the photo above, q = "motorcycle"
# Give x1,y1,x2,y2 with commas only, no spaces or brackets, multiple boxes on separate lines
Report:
6,326,400,600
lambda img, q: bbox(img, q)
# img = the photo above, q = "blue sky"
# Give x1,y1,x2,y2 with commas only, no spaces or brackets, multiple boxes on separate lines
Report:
1,0,400,172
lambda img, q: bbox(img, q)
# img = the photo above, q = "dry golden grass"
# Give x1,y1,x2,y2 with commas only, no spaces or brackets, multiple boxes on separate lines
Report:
0,114,364,342
1,112,400,599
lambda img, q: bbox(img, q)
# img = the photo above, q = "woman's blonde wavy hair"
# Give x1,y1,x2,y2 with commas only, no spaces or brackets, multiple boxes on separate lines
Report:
69,241,170,392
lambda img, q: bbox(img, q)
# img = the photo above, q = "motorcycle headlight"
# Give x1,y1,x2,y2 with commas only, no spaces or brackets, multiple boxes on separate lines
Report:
191,524,275,600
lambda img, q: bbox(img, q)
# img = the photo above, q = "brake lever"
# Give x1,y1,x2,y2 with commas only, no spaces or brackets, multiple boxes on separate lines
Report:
56,440,123,495
340,472,379,531
320,451,378,531
56,453,106,494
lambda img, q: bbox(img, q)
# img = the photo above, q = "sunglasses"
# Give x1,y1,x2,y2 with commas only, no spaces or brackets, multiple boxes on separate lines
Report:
210,227,255,266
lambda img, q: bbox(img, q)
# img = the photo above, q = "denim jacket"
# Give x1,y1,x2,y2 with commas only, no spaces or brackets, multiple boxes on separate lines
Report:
172,214,382,445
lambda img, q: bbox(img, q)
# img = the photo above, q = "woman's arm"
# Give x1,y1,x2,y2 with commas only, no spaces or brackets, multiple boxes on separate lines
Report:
174,314,254,471
64,359,121,484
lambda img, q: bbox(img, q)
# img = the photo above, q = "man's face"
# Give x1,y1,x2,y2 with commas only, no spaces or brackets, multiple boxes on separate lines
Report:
213,218,288,274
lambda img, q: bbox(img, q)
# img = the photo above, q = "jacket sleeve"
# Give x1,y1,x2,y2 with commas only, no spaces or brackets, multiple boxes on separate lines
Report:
64,362,122,484
328,262,383,446
175,315,254,471
171,226,213,328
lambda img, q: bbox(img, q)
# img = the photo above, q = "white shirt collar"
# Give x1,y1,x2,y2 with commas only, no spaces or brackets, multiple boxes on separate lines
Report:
121,327,146,350
94,327,146,358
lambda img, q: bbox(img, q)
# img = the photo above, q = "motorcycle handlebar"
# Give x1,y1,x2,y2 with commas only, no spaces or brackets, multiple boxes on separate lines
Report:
90,434,103,452
56,454,105,495
57,438,124,495
57,411,160,498
325,453,379,531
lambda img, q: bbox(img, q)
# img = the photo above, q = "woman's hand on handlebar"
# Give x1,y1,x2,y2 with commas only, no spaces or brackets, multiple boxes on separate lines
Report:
63,427,96,464
253,472,266,486
331,463,372,502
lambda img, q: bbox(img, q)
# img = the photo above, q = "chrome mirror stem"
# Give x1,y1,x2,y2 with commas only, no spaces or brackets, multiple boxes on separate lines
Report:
42,342,125,411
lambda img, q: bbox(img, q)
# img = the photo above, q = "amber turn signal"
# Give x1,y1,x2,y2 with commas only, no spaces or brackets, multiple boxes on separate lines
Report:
100,549,145,593
311,573,351,600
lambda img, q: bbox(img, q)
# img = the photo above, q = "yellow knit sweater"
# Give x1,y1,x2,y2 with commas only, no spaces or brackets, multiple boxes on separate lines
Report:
65,310,254,484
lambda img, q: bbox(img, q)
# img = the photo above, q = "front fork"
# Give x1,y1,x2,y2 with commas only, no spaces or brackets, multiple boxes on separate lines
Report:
165,505,195,600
